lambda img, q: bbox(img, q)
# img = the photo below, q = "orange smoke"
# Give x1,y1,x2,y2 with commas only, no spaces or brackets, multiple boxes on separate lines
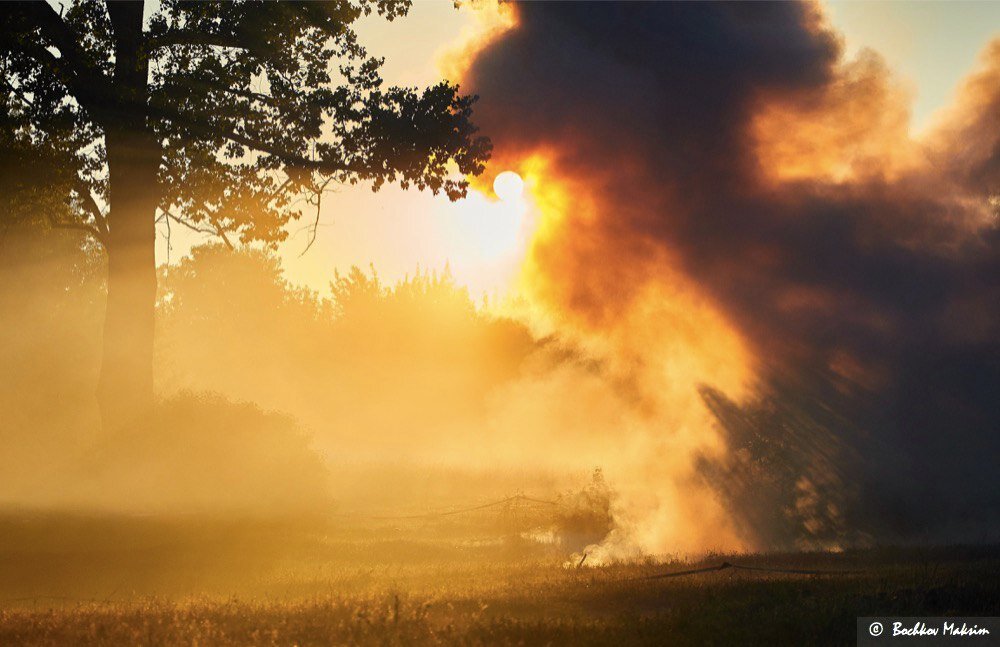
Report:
437,0,518,84
752,50,921,186
927,39,1000,213
441,3,765,556
460,139,759,555
449,2,1000,552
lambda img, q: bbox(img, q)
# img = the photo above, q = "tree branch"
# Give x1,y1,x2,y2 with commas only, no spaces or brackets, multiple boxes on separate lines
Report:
299,175,337,256
206,83,281,108
207,213,235,250
162,203,172,264
47,212,105,245
155,77,282,112
145,29,248,53
147,99,351,176
1,75,34,108
266,177,295,205
157,208,234,250
9,1,115,117
73,181,109,237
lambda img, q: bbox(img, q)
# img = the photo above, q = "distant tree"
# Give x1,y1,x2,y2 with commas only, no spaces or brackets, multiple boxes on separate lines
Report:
155,249,538,442
392,264,475,317
330,263,475,333
330,263,386,322
0,0,491,429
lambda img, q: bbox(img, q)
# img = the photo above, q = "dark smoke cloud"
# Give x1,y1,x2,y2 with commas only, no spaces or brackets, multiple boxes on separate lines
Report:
464,1,1000,544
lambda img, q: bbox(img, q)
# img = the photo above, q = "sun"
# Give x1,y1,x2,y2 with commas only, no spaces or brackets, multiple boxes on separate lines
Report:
493,171,525,202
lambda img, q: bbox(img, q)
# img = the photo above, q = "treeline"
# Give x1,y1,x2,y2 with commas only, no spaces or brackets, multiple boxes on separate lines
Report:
0,228,545,511
156,244,538,457
0,228,538,472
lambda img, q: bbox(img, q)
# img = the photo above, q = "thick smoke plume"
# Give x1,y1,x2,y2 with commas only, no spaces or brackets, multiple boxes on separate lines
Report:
459,1,1000,552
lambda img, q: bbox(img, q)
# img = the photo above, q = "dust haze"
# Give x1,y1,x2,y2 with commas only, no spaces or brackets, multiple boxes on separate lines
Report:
2,1,999,592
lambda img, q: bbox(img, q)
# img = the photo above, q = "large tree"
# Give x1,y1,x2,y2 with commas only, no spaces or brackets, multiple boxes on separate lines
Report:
0,0,491,429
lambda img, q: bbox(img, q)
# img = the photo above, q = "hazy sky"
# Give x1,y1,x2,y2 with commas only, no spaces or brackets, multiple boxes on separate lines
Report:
826,0,1000,132
155,1,1000,298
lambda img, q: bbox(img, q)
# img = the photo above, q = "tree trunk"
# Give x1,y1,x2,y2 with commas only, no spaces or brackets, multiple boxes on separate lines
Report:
97,1,157,431
97,130,158,431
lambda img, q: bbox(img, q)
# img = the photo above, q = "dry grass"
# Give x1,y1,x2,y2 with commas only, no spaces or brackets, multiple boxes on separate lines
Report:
1,512,998,646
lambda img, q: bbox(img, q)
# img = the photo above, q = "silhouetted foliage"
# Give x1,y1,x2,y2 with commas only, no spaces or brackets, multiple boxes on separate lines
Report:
1,0,491,244
0,0,491,425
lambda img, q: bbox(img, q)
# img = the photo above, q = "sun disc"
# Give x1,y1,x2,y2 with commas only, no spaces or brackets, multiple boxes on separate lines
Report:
493,171,525,202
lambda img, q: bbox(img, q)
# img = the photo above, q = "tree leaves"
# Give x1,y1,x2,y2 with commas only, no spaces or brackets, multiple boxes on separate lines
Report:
1,0,491,248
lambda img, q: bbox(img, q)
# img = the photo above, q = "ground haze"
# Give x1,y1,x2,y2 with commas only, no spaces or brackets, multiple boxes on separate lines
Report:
0,510,997,646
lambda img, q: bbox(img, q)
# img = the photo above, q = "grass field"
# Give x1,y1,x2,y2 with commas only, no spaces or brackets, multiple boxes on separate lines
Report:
1,511,998,646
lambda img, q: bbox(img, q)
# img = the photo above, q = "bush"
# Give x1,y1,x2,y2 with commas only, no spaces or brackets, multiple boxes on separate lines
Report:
553,468,615,552
68,392,331,516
